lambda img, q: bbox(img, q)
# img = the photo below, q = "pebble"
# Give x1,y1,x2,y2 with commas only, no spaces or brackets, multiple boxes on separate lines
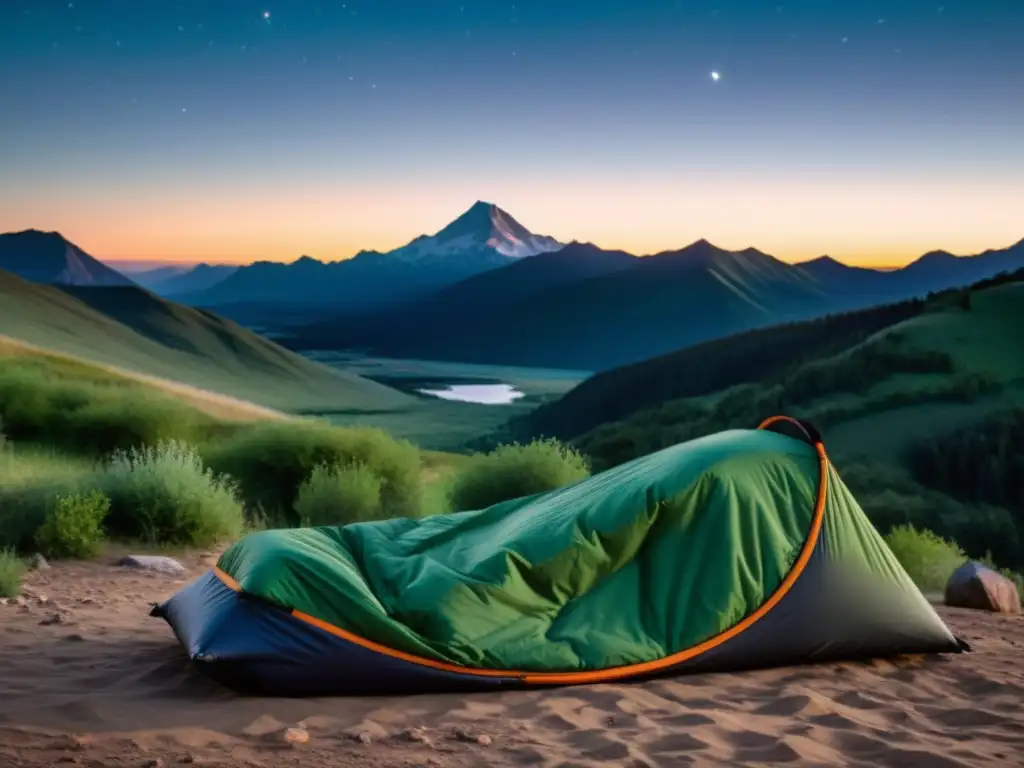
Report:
405,727,434,747
357,731,373,744
118,555,186,575
30,553,51,570
283,727,309,745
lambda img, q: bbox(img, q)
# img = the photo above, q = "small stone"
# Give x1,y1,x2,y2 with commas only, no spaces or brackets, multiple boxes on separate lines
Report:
30,553,51,570
142,760,163,768
56,757,80,764
15,596,27,607
181,755,197,765
64,633,87,642
39,614,62,626
118,555,187,576
476,734,492,747
283,727,309,745
404,727,434,747
77,597,96,605
357,731,373,744
0,598,7,606
38,595,49,604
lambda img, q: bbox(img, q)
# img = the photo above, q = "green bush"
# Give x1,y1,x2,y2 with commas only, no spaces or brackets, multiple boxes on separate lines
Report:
884,525,967,593
294,462,385,527
0,548,25,598
100,440,244,547
36,490,109,559
448,438,591,513
203,421,423,525
0,449,94,552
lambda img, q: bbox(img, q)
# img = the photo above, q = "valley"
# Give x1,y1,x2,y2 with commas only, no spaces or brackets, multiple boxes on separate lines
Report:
2,205,1023,583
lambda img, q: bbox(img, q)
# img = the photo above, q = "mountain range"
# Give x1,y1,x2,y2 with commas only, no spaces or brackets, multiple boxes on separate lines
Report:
174,201,562,309
281,235,1024,370
2,201,1022,372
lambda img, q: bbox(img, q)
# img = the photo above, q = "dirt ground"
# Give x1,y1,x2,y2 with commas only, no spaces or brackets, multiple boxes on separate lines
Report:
1,552,1022,767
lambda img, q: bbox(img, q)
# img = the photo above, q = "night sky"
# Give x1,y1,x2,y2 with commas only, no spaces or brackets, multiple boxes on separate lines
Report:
2,1,1022,266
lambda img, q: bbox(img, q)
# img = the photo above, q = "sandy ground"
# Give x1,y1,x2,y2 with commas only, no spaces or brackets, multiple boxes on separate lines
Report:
1,553,1022,768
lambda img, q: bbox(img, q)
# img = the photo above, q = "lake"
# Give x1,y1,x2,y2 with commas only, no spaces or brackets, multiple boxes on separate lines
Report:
417,383,526,405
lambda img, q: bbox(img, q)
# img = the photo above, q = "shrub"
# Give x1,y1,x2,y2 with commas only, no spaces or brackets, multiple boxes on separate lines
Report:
0,548,25,598
885,525,967,593
100,440,244,547
448,438,591,513
0,449,94,552
203,421,423,525
294,463,385,527
36,490,109,559
0,364,213,457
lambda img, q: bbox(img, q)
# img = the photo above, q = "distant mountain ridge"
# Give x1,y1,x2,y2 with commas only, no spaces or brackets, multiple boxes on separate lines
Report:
134,263,240,296
184,201,562,309
284,235,1024,371
1,207,1021,372
0,229,134,287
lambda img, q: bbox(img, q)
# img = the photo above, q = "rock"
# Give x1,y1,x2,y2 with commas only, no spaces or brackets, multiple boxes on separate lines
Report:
283,727,309,745
14,596,27,607
453,727,492,746
404,727,435,747
0,598,7,606
118,555,186,576
29,553,51,570
357,731,373,744
39,611,73,626
142,760,163,768
945,561,1022,614
38,595,49,604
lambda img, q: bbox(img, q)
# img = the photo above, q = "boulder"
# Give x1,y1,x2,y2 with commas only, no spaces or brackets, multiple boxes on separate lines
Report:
945,561,1021,614
117,555,186,576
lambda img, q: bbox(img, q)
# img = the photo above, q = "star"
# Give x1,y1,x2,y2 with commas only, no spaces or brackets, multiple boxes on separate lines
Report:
710,71,721,82
263,10,271,21
841,36,848,43
181,107,187,113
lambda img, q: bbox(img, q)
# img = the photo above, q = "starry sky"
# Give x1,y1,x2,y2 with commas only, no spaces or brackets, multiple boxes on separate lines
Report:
2,0,1022,267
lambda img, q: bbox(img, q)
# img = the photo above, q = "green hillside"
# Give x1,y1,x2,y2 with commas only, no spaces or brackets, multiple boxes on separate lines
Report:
0,270,411,414
503,272,1024,569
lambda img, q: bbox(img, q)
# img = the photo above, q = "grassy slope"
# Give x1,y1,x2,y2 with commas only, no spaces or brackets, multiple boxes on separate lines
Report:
822,282,1024,460
0,271,411,414
510,299,926,444
567,279,1023,466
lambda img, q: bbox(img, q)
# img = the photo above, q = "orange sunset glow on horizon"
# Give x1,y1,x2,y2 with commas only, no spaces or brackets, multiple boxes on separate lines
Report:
5,173,1022,270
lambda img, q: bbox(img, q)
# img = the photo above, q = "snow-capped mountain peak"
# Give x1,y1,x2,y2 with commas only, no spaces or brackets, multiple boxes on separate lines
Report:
387,201,562,263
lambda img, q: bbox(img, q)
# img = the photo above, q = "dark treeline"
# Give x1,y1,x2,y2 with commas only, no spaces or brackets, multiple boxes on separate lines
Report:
908,409,1024,527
